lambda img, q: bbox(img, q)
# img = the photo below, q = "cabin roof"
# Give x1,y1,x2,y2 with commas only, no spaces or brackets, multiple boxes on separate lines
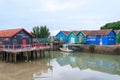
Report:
80,30,91,36
115,30,120,34
0,28,33,37
61,31,71,36
88,29,112,36
72,31,80,35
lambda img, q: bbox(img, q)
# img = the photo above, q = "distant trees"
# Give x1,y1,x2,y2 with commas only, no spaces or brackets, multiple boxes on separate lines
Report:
31,26,40,38
31,25,50,38
100,21,120,30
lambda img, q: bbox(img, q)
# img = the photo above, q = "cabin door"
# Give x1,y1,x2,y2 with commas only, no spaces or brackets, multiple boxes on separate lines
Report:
22,39,26,48
79,36,82,43
71,37,75,43
100,38,102,45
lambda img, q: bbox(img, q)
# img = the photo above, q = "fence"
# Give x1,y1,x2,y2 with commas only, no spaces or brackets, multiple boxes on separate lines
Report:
0,43,50,50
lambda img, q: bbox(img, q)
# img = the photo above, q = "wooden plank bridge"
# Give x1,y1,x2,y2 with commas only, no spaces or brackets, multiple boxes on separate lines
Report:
0,43,51,63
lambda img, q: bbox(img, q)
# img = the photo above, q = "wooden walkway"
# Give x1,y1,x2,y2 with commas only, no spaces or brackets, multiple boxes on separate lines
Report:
0,44,51,63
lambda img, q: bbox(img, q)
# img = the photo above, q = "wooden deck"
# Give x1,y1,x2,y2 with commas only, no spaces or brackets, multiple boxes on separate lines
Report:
0,44,51,63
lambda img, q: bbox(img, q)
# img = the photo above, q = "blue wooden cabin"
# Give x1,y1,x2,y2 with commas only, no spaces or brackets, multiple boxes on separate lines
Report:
56,31,70,42
86,29,116,45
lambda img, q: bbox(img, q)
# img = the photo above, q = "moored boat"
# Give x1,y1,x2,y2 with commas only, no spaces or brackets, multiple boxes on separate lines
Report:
60,44,73,52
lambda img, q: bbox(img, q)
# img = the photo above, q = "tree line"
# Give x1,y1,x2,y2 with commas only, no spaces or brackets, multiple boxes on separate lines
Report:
30,20,120,39
31,25,50,38
100,21,120,30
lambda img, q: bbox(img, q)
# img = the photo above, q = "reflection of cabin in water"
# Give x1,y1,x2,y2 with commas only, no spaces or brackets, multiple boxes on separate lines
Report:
56,55,120,74
0,28,33,48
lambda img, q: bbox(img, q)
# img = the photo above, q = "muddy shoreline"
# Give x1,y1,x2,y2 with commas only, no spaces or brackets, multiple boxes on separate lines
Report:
52,42,120,55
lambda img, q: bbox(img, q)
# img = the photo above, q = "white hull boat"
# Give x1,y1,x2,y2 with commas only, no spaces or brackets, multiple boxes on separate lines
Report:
60,44,73,52
60,48,73,52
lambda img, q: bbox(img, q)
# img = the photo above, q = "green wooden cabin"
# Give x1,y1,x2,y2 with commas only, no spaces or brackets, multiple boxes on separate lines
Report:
68,31,79,43
77,31,91,44
115,30,120,44
68,31,91,44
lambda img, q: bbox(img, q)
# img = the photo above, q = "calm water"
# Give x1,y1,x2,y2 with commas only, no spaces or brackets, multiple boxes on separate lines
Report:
0,51,120,80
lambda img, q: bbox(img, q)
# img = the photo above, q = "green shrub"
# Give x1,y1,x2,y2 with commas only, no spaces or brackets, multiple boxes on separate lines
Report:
89,44,96,53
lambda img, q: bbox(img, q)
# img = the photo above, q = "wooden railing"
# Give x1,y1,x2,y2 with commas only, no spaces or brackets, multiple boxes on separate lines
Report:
0,43,51,51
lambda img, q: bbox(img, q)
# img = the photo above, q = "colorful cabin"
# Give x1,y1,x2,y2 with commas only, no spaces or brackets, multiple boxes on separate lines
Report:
68,31,79,43
86,29,116,45
115,30,120,44
77,31,90,44
56,31,70,42
0,28,33,48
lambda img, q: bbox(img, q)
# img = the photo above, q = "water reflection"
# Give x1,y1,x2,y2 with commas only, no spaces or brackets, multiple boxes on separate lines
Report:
34,51,120,80
56,52,120,75
0,58,52,80
0,51,120,80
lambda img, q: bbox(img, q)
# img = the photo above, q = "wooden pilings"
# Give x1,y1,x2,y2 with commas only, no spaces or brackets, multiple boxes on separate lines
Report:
0,49,51,63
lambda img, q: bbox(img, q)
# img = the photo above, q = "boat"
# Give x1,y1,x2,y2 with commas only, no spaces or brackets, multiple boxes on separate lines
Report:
60,44,73,52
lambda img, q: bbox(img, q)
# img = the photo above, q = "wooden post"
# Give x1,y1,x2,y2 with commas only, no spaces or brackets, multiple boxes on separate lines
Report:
29,52,31,61
4,52,7,61
32,51,35,60
33,51,35,60
11,53,14,63
1,52,4,61
8,53,10,62
31,51,33,60
22,52,24,61
19,52,22,61
39,50,41,58
26,52,29,62
6,52,8,62
14,53,17,63
43,50,45,58
3,52,5,61
35,51,37,59
9,53,12,62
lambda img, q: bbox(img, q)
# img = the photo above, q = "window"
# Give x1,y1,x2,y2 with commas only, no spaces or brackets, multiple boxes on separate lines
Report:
29,39,31,43
21,31,23,33
3,38,10,41
12,39,17,44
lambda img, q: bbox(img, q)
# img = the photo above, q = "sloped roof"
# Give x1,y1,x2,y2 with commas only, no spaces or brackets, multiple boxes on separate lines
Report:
80,30,91,36
115,30,120,34
87,29,112,36
80,29,113,36
72,31,80,35
0,28,33,37
62,31,71,36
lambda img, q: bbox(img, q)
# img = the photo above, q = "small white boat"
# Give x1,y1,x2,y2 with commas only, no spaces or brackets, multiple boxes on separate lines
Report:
60,44,73,52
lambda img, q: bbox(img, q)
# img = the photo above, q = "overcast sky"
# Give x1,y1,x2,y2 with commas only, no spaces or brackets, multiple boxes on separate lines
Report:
0,0,120,35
